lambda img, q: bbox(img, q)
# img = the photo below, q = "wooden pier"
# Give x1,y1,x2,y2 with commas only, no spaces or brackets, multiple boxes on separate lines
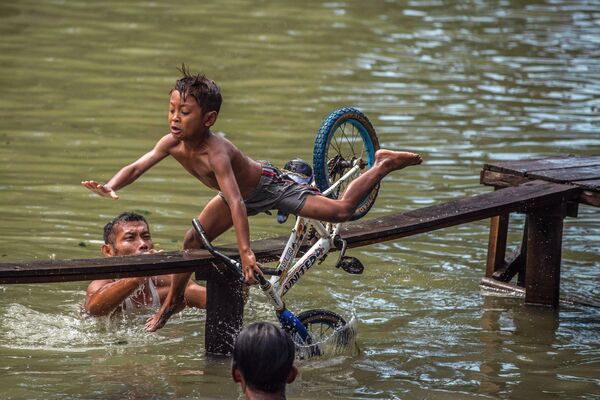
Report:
0,155,598,354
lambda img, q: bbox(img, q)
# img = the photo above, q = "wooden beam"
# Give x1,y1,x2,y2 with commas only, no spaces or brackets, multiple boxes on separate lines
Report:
0,180,581,284
339,180,580,249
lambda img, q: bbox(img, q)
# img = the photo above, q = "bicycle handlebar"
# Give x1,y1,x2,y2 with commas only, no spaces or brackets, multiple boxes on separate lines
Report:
191,219,281,283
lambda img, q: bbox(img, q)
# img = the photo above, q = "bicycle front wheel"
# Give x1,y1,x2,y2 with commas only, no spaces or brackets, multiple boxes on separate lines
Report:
297,308,347,345
313,107,380,221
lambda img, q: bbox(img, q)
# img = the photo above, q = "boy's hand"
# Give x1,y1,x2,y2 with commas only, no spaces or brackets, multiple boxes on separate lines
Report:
241,250,261,285
81,180,119,199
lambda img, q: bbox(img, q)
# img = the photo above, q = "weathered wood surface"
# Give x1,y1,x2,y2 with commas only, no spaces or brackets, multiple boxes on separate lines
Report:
483,155,600,176
481,155,600,206
340,180,580,249
0,180,580,284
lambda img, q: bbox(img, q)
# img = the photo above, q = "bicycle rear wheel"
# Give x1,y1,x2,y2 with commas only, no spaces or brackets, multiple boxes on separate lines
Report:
313,107,380,221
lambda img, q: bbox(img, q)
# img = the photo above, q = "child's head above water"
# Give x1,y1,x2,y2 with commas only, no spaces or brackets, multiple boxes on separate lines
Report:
171,64,222,114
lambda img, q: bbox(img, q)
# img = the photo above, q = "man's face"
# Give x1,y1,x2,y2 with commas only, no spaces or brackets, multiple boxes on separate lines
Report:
105,221,153,256
168,90,211,141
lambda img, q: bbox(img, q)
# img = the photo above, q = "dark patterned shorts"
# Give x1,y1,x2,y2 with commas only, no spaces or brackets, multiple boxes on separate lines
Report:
219,162,320,216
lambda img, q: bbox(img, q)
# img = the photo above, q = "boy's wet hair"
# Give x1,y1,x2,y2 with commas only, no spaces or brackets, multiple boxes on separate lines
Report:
172,64,222,114
103,212,149,245
232,322,295,394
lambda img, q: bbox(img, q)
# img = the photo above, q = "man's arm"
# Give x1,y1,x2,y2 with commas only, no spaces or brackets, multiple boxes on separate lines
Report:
212,154,260,284
84,277,148,316
81,134,175,199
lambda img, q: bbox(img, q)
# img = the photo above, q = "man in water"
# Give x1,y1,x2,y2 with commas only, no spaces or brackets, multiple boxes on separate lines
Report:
232,322,298,399
83,212,206,316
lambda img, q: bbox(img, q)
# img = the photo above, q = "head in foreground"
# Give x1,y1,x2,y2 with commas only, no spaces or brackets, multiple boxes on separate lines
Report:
232,322,298,399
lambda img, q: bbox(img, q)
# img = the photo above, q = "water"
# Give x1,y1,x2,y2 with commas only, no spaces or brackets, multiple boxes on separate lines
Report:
1,0,599,398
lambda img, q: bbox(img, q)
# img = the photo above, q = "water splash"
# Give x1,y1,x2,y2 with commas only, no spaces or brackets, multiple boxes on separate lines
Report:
0,303,174,352
295,314,360,359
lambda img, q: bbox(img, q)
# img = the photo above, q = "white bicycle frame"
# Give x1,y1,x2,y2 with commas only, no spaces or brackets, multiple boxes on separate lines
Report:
265,162,362,308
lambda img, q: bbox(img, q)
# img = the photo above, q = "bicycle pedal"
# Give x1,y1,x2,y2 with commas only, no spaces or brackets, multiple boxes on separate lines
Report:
336,256,364,274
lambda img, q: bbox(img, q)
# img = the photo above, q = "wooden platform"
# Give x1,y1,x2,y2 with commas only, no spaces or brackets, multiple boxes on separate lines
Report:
0,155,597,354
481,155,600,207
480,155,599,307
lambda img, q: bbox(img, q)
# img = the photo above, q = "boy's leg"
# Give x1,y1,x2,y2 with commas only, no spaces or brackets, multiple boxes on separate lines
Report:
299,149,422,222
146,195,233,331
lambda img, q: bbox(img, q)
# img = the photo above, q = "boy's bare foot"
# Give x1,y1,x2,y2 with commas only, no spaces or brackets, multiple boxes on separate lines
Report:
374,149,423,172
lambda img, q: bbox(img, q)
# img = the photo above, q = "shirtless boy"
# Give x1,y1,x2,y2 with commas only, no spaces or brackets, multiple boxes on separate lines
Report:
82,67,422,331
84,212,206,316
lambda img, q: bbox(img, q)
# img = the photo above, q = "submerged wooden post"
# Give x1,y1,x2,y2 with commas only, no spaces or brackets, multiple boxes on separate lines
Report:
485,213,509,277
203,268,245,355
524,204,566,307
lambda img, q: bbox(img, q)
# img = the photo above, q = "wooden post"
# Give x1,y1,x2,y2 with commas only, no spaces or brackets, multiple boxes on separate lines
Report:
486,213,509,277
524,204,566,307
203,268,245,355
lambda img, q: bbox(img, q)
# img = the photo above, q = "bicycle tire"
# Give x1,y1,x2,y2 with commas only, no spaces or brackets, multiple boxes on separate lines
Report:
313,107,380,221
297,308,347,346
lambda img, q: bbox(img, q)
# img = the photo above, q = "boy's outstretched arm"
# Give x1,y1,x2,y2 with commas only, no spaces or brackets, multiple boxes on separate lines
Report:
81,135,174,199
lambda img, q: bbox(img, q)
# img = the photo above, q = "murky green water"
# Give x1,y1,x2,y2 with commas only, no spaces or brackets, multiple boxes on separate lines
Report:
1,0,599,398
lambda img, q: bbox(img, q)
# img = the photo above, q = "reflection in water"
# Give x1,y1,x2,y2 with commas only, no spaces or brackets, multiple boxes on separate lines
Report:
479,297,559,397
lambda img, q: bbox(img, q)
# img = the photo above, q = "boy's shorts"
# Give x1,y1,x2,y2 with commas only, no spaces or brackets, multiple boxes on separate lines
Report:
219,162,320,216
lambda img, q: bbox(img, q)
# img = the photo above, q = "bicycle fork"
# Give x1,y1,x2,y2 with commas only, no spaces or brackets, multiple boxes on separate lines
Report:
255,270,312,344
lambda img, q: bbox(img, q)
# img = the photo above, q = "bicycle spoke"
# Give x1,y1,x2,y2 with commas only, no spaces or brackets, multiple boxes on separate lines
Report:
339,123,356,159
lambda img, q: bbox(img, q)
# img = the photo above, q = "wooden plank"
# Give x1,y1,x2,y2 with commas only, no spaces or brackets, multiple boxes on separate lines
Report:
480,170,600,207
339,180,581,249
484,155,600,176
0,238,289,284
573,179,600,191
575,179,600,190
528,165,600,183
0,180,581,284
480,169,531,188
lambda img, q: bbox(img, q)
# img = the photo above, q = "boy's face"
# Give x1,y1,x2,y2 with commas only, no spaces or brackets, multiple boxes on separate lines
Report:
168,90,215,141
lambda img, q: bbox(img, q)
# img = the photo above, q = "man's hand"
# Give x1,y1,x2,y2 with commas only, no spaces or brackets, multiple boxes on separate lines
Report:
81,180,119,199
241,249,262,285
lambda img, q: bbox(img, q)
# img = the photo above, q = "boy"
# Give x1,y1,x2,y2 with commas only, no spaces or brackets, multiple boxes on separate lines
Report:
82,67,422,331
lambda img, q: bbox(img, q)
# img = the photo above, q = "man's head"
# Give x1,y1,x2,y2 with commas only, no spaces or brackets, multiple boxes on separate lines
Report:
101,212,152,257
232,322,297,396
168,65,221,141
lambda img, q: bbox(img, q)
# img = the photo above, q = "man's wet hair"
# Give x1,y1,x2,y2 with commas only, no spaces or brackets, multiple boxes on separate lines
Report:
103,212,149,245
233,322,295,394
171,64,222,114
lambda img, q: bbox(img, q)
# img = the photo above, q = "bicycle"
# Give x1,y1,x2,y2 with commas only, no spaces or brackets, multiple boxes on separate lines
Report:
193,107,380,354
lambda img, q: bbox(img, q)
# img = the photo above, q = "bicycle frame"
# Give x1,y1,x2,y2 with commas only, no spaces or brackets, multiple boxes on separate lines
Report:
266,162,362,307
